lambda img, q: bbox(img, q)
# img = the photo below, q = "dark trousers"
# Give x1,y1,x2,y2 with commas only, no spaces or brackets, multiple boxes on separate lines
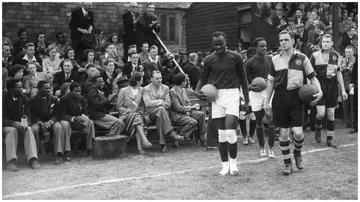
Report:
72,38,92,62
353,88,358,130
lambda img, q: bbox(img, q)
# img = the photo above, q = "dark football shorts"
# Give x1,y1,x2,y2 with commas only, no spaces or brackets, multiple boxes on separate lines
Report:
316,77,338,108
272,88,304,128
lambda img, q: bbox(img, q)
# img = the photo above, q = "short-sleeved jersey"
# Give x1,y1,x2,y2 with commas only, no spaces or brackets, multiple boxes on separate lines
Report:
310,49,341,79
268,50,317,90
245,54,272,83
200,50,244,89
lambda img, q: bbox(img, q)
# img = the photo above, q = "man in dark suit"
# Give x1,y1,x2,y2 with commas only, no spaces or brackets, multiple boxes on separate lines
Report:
69,2,94,60
122,2,141,60
53,59,80,96
58,82,95,155
13,43,42,75
30,80,72,165
142,45,163,86
182,52,200,90
140,3,161,49
87,75,124,135
3,78,40,171
123,52,141,80
295,9,307,25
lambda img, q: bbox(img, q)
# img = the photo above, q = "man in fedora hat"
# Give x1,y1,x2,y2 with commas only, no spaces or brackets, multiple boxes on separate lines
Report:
69,2,95,61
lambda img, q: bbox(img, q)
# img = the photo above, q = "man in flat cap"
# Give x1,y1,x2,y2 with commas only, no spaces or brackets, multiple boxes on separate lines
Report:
169,73,206,144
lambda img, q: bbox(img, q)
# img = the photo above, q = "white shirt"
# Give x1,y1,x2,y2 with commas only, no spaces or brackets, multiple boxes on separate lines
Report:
23,54,37,62
82,7,88,16
149,55,159,64
131,87,139,97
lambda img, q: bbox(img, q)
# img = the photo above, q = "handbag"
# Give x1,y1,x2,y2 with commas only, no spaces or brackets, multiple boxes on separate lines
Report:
81,33,95,46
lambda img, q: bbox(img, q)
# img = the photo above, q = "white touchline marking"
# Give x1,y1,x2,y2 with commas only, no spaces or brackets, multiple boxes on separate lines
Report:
3,143,357,199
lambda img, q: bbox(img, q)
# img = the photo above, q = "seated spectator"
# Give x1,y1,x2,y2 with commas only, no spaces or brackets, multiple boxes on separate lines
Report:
44,73,55,96
277,18,288,33
42,45,63,75
87,75,124,135
240,50,248,63
294,23,310,54
58,82,95,156
109,33,125,65
142,45,163,86
12,28,29,56
102,58,118,96
285,17,296,32
3,78,40,171
117,72,153,154
81,64,101,96
13,43,42,75
3,67,8,90
64,48,83,74
123,52,141,80
143,70,184,152
53,32,72,58
305,11,319,31
30,80,72,165
104,43,124,69
94,29,107,53
6,65,31,97
23,62,47,98
138,42,149,64
183,52,201,90
180,53,189,67
161,55,180,88
3,43,13,70
81,49,99,69
295,9,307,25
126,44,138,62
324,25,332,35
53,59,80,96
169,73,206,142
34,32,50,59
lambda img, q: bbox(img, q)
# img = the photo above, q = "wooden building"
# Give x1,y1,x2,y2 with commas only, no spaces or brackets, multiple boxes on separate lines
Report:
184,3,279,52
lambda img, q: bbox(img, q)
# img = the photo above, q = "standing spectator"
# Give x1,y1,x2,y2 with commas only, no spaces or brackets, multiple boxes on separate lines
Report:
3,43,13,70
58,82,95,156
140,3,161,49
122,2,141,60
42,46,63,75
183,52,200,90
196,51,204,69
116,72,153,154
143,70,184,152
69,2,94,60
53,32,72,58
348,54,357,133
3,78,40,171
138,42,149,64
34,32,50,59
340,46,356,127
13,43,42,75
12,28,29,56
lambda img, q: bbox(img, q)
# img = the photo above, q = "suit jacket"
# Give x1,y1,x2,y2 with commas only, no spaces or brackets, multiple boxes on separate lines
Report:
69,8,94,40
123,62,140,80
142,57,163,86
295,16,307,25
116,86,144,116
169,86,191,114
87,87,113,120
58,92,88,123
53,70,80,92
30,93,58,124
141,13,161,37
143,83,171,111
3,92,31,126
122,11,140,33
182,63,200,90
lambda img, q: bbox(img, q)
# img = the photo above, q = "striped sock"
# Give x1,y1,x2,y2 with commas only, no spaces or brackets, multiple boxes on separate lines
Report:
293,136,304,157
315,117,323,132
279,139,291,165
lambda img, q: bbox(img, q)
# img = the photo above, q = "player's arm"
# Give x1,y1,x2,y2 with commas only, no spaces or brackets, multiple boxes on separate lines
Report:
265,61,275,108
336,69,348,100
238,56,249,105
303,56,323,106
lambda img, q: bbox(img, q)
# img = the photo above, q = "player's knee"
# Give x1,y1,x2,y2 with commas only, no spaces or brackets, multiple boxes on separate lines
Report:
218,129,227,143
326,109,335,120
279,128,290,141
317,109,326,118
292,129,304,140
226,130,237,144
